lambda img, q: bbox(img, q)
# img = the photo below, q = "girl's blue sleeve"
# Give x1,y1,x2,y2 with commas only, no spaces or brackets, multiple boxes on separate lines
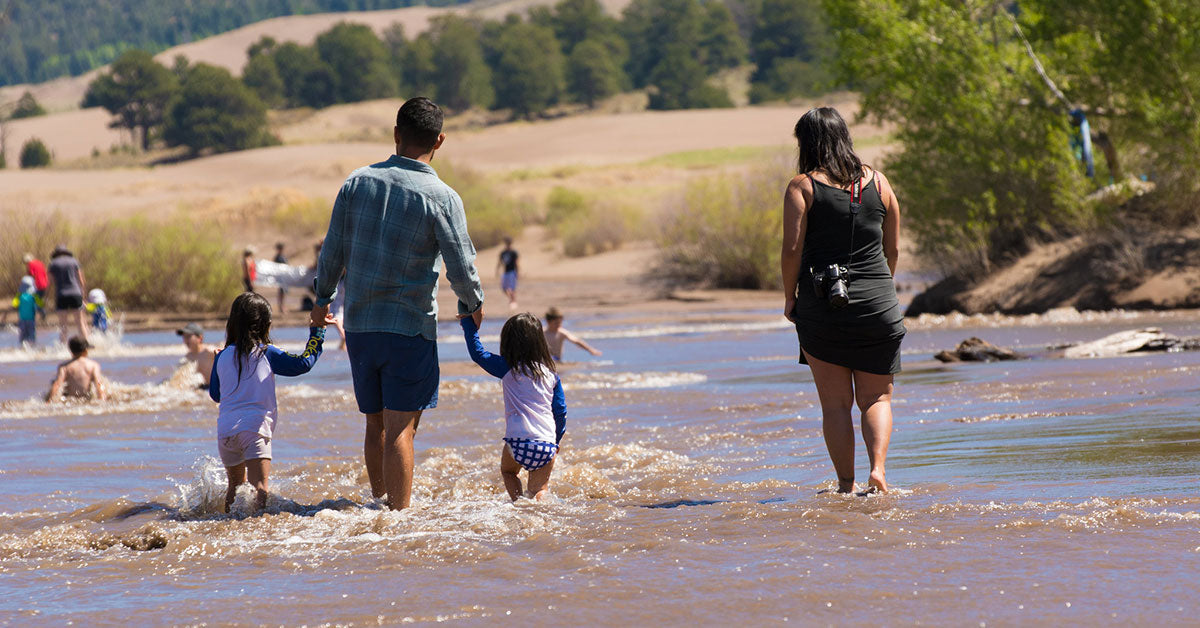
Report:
208,350,222,403
460,317,509,379
552,377,567,444
266,327,326,377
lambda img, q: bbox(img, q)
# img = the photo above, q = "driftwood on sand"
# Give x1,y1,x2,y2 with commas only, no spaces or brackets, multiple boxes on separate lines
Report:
1061,328,1200,359
935,337,1023,362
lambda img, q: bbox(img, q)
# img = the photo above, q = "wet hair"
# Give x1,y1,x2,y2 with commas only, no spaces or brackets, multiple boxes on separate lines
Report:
68,336,89,357
544,306,563,321
223,292,273,389
794,107,865,188
500,313,556,378
396,97,443,151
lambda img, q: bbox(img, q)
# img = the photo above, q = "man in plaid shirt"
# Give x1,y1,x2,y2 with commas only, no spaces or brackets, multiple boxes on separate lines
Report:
311,97,484,511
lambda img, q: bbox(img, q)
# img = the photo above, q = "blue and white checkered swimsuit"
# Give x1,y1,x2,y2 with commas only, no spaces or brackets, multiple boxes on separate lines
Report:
504,438,558,471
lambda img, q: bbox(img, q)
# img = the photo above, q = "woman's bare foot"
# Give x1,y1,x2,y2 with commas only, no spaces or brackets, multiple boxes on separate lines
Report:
867,470,888,494
837,476,855,494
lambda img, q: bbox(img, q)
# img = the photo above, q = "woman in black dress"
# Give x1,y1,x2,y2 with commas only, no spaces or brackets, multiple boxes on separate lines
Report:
781,107,906,494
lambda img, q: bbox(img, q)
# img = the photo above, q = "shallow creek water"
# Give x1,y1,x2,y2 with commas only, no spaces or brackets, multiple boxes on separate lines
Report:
0,307,1198,625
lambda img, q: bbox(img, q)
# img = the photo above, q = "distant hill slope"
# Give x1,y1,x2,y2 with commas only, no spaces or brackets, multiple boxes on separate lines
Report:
0,0,630,113
0,0,469,88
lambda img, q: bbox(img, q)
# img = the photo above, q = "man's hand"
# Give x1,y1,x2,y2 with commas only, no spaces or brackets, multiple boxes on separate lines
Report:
310,303,330,328
457,307,483,327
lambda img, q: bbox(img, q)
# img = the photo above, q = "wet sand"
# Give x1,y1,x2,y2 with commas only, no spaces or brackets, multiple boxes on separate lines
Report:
1,304,1198,624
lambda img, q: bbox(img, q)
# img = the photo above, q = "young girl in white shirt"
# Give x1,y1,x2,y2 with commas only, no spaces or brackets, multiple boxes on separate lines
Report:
461,312,567,501
209,292,330,512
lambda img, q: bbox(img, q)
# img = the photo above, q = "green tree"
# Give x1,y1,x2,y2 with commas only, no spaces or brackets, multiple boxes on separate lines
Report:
647,44,733,110
622,0,706,87
242,53,285,108
566,38,625,107
315,22,396,103
83,50,178,150
19,138,52,168
271,42,324,107
382,23,410,93
550,0,619,53
700,1,748,72
11,92,47,119
490,21,565,117
426,15,494,111
749,0,832,101
163,63,275,154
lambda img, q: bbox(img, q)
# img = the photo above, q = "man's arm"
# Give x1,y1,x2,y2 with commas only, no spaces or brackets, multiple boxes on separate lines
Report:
552,378,566,444
461,317,509,378
265,327,326,377
312,182,352,324
434,192,484,316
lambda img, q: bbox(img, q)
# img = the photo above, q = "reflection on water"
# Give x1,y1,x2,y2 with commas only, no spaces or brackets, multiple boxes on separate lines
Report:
1,307,1198,623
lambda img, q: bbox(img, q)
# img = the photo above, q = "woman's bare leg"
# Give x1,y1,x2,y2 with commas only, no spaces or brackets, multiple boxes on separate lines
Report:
853,371,894,493
224,464,246,513
500,444,523,501
245,457,271,510
803,350,856,493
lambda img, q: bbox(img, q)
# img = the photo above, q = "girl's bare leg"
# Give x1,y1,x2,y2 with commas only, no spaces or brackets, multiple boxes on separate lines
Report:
245,458,271,510
500,444,523,501
803,350,856,493
224,464,246,513
526,457,555,501
853,371,894,493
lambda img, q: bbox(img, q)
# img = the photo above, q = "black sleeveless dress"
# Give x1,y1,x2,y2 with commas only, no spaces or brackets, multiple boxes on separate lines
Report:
791,173,906,375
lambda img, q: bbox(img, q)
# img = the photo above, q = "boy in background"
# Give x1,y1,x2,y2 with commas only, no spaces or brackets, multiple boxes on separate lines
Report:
177,322,218,389
47,336,106,401
543,307,602,361
12,276,43,347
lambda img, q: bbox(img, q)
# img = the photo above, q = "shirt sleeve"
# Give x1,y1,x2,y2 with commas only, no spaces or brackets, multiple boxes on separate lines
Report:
460,317,509,378
434,191,485,316
314,181,351,307
265,327,326,377
552,377,567,444
208,350,223,403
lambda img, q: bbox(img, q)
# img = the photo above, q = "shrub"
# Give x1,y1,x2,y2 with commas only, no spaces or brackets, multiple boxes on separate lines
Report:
11,91,47,119
559,202,641,258
437,162,529,249
653,161,792,289
0,212,72,298
544,186,588,229
19,138,51,168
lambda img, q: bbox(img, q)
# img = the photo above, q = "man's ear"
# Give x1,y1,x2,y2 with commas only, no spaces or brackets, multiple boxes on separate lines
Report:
432,132,446,151
394,126,402,146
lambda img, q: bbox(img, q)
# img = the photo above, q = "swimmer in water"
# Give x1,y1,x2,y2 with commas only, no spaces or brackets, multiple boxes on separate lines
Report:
177,322,219,389
461,312,567,501
209,292,332,512
46,336,107,402
543,307,601,361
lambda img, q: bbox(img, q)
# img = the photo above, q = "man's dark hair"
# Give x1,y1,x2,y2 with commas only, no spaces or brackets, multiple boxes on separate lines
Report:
396,97,443,150
68,336,89,356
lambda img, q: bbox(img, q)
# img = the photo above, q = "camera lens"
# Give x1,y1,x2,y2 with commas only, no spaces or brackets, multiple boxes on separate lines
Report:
829,279,849,308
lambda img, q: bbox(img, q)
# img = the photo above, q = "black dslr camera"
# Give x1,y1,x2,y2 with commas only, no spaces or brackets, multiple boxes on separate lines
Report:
811,264,850,309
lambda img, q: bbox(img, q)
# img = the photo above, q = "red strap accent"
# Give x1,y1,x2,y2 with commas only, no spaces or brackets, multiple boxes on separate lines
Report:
850,177,862,204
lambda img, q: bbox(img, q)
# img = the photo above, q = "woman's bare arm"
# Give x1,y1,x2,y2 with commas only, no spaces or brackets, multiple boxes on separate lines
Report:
877,171,901,277
781,176,812,321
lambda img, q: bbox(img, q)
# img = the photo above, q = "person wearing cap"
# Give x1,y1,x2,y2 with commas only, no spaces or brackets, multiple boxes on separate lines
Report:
22,253,48,321
11,275,43,347
46,336,106,402
178,322,218,389
543,307,602,361
47,245,88,344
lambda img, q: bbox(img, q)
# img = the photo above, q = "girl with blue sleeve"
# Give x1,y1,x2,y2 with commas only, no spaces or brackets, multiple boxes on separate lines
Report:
461,313,567,501
209,292,332,512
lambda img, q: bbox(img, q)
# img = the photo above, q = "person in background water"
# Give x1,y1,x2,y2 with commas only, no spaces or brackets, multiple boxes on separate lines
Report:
12,276,43,348
47,245,88,344
23,253,48,321
543,307,602,361
177,322,218,389
273,242,288,312
242,247,257,293
497,237,519,310
209,292,331,512
46,336,106,402
86,288,110,333
462,312,567,501
781,107,906,495
312,97,484,511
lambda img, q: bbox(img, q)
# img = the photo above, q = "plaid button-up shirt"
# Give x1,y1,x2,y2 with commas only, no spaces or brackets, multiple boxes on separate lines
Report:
314,155,484,340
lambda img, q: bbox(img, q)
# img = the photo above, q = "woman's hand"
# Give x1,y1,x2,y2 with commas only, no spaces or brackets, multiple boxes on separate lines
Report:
784,296,796,322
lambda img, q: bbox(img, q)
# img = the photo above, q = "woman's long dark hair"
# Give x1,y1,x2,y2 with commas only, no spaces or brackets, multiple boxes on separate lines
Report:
224,292,273,387
500,313,556,378
795,107,865,187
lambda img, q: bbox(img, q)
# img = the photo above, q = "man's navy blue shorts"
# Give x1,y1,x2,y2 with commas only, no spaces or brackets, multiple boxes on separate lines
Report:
345,332,439,414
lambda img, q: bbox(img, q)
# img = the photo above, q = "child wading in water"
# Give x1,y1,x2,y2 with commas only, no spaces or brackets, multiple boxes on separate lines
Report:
209,293,330,512
461,313,567,501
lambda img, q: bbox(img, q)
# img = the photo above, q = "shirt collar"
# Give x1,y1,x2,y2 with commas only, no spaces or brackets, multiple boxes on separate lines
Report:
388,154,437,176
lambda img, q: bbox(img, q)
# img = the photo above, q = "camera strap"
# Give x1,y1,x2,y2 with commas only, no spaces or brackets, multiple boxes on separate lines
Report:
845,176,862,267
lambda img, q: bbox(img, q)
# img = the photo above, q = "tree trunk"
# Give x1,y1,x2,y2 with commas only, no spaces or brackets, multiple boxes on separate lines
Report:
1092,130,1121,180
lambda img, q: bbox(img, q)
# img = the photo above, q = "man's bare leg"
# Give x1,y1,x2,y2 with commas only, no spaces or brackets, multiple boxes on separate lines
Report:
382,410,421,510
853,371,894,494
500,444,523,501
75,308,89,342
57,310,69,344
245,458,271,510
364,412,386,499
526,457,555,501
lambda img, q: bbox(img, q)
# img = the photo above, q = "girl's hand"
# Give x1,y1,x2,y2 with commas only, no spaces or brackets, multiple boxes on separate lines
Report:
312,313,337,328
784,296,796,322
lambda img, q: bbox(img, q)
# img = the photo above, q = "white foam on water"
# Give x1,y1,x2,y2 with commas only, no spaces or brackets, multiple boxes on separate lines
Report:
565,371,708,390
